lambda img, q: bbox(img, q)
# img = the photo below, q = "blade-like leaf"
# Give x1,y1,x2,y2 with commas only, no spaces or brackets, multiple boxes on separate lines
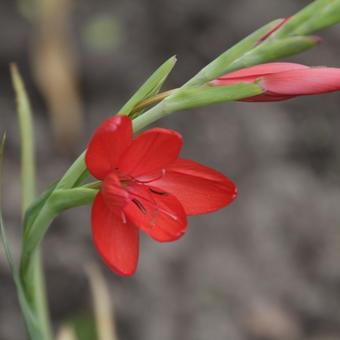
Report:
132,83,263,131
0,134,43,340
23,182,57,238
226,35,319,73
167,83,263,111
11,64,53,340
271,0,340,37
185,19,284,87
10,63,36,213
119,56,177,115
294,1,340,35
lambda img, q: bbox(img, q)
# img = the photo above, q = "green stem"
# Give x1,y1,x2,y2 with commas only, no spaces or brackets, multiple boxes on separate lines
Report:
30,250,51,340
132,83,263,131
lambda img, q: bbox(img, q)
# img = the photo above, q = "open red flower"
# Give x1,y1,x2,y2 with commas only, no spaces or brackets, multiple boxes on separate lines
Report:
211,62,340,101
85,116,236,276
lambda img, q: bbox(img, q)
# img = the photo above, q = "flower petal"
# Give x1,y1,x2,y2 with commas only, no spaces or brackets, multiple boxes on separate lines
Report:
211,63,308,86
262,67,340,95
124,183,187,242
85,116,133,180
102,173,131,210
151,159,237,215
242,94,295,102
118,128,183,178
91,193,139,276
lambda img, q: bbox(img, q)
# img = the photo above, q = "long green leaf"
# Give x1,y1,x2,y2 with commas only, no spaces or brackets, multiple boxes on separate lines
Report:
23,183,57,236
271,0,340,38
168,83,263,111
0,134,43,339
119,56,177,115
10,64,35,213
185,19,284,87
294,1,340,34
132,83,263,131
11,64,53,340
226,35,319,73
0,214,43,339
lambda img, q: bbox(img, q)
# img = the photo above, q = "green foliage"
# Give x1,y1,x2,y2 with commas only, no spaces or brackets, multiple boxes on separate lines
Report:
272,0,340,36
168,83,263,111
227,36,319,72
11,64,36,213
119,56,177,115
0,134,44,340
71,311,98,340
185,19,284,87
294,1,340,35
11,64,53,340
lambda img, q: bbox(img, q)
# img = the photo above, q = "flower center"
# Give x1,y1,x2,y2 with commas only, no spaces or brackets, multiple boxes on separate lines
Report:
101,173,130,209
101,168,167,215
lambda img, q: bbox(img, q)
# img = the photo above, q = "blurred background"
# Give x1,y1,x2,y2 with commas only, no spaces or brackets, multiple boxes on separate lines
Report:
1,0,340,339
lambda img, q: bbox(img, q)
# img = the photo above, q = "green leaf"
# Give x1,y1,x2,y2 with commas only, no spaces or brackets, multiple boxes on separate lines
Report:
271,0,340,38
0,134,43,340
294,1,340,35
0,214,44,339
167,83,263,111
132,83,263,131
10,63,36,213
184,19,284,87
119,56,177,115
73,168,90,187
49,187,98,212
11,64,53,340
226,35,319,73
23,183,57,239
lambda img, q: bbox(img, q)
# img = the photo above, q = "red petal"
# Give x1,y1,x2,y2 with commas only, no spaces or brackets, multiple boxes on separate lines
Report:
124,183,187,242
91,193,139,276
242,94,295,102
85,116,133,180
118,128,183,178
262,67,340,95
102,173,131,210
151,159,237,215
212,63,308,86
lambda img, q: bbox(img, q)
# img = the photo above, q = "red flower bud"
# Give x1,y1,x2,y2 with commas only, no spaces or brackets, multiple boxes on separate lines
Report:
211,62,340,102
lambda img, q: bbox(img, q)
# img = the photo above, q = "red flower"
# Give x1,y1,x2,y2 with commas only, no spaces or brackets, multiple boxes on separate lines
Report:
85,116,236,276
211,62,340,102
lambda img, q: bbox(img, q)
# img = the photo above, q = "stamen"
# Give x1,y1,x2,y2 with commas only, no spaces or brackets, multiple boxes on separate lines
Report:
132,198,147,215
149,188,168,196
136,169,166,184
121,211,127,224
129,186,179,221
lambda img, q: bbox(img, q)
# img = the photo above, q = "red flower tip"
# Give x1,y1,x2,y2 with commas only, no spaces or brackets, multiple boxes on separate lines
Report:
211,62,340,102
258,17,290,43
85,115,237,276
